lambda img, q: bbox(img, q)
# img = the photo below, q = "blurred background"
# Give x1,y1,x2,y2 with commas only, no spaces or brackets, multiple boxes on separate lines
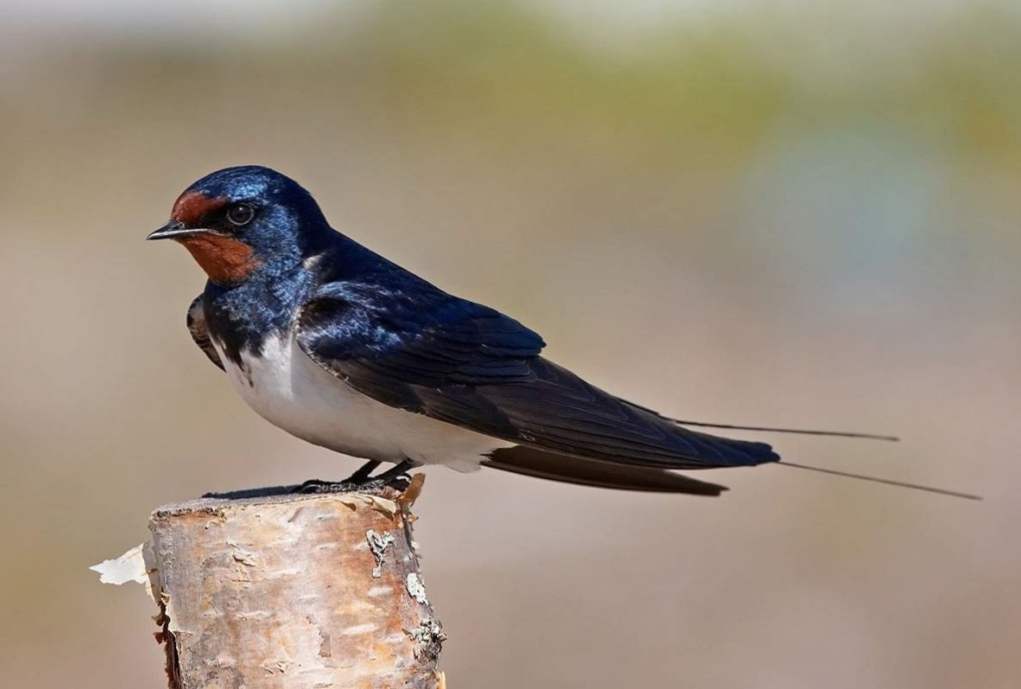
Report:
1,1,1018,687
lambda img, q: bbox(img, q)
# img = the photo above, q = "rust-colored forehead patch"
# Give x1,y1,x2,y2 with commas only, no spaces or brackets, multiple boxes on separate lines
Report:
171,191,229,226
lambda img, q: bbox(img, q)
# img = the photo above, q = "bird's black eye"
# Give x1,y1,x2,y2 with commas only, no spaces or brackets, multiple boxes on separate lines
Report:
226,203,255,227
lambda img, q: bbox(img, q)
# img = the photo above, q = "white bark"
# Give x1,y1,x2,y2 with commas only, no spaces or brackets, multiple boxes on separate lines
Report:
139,479,444,688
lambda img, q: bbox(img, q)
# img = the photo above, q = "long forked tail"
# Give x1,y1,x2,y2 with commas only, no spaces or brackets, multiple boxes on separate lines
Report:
778,461,982,500
617,398,901,442
672,419,899,442
483,446,729,495
663,413,980,499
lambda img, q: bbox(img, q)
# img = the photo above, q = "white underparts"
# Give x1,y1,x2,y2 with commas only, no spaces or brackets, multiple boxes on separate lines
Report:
212,332,513,471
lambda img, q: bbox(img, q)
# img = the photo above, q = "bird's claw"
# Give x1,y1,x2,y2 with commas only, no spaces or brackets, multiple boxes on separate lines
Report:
297,478,373,494
297,473,411,495
384,473,412,491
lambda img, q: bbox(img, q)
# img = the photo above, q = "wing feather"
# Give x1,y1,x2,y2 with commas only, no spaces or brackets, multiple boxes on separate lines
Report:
296,281,779,471
187,295,224,371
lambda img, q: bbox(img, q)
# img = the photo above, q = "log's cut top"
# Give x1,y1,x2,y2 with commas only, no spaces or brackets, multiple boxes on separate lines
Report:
148,480,442,689
150,486,406,521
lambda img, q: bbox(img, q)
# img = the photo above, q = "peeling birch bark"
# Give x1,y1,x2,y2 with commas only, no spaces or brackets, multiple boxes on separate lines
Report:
139,478,444,689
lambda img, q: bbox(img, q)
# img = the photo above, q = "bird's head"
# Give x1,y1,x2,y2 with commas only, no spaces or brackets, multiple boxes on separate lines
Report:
148,166,330,285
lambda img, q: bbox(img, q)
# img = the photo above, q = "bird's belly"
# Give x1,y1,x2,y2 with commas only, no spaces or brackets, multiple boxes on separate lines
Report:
213,332,512,471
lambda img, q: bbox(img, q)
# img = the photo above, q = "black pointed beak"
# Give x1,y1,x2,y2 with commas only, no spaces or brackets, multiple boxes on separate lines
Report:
147,221,215,241
147,220,188,240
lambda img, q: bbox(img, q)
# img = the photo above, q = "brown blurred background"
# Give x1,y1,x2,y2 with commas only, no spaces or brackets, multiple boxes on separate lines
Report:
1,1,1018,687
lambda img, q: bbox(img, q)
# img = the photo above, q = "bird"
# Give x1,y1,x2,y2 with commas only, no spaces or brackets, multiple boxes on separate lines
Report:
148,165,977,499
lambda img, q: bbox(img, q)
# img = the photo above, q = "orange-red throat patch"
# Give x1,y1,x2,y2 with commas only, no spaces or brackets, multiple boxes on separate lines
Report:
170,191,257,283
178,234,261,284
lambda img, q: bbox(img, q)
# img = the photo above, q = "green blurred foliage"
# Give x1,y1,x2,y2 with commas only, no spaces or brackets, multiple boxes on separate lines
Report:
58,0,1018,169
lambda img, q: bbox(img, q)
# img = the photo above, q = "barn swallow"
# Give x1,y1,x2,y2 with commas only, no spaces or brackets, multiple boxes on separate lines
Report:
149,166,978,499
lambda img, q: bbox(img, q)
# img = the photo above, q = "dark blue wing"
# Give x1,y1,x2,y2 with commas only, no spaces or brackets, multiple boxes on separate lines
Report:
295,281,544,401
296,280,778,471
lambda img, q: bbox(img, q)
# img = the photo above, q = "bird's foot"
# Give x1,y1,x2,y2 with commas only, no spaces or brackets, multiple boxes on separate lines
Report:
295,475,410,495
294,459,415,495
372,460,414,490
383,473,412,491
296,478,380,494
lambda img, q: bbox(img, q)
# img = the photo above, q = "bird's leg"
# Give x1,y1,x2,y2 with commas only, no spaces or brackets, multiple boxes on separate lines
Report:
370,459,415,489
297,460,382,494
345,460,383,483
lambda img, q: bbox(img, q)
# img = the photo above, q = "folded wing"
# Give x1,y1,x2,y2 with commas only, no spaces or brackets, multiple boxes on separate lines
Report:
296,280,778,492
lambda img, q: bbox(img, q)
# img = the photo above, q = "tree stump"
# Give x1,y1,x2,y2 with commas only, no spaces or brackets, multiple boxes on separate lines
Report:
143,478,444,689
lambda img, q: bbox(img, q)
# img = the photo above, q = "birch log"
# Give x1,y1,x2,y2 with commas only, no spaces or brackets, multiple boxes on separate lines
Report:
146,478,444,689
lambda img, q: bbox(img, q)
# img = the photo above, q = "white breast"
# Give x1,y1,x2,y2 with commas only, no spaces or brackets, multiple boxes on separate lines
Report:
213,332,512,472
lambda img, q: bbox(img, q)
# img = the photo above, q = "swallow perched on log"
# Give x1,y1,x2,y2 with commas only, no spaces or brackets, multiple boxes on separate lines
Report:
149,166,977,499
